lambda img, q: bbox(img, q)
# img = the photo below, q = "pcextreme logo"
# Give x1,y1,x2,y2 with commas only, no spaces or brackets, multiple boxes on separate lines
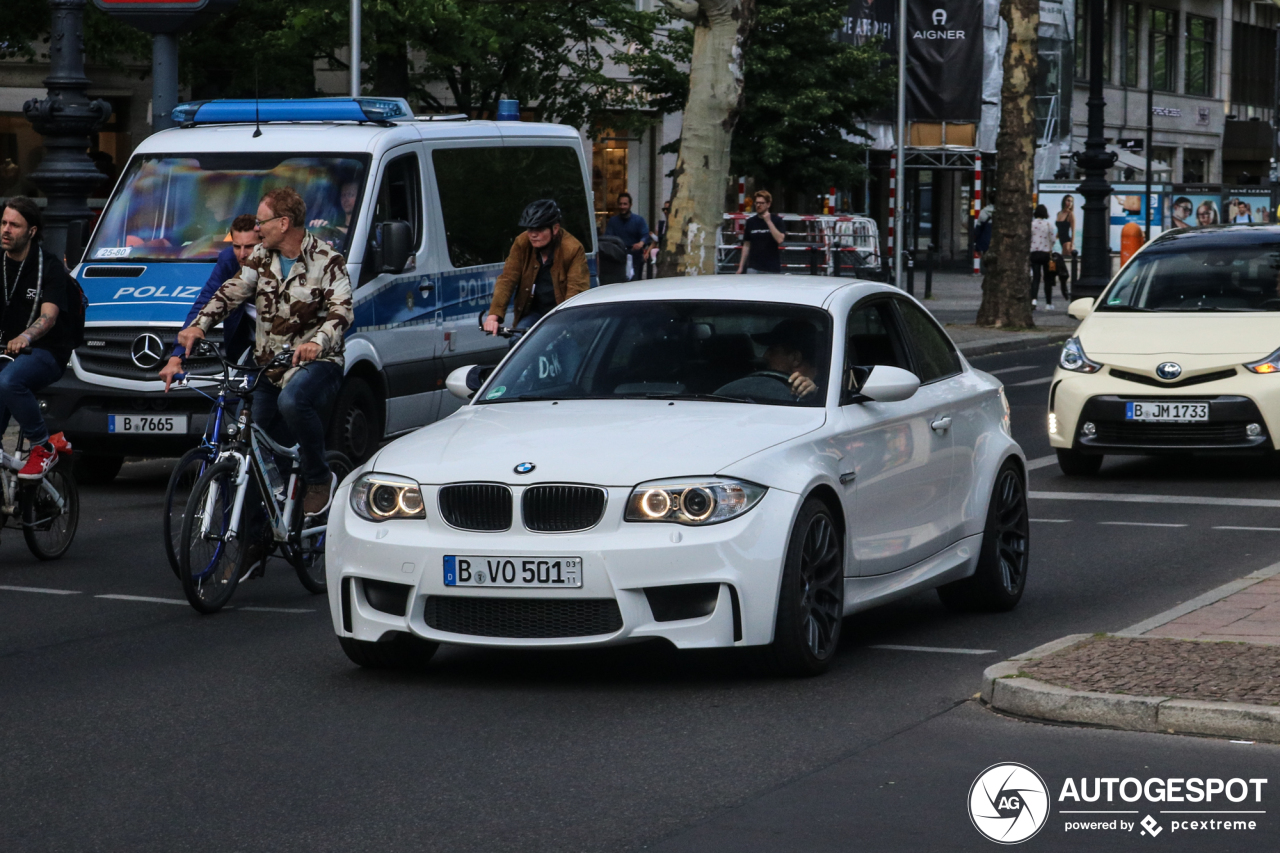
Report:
969,763,1050,844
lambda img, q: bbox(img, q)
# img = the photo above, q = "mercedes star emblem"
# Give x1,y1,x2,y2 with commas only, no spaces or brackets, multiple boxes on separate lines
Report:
1156,362,1183,381
514,462,536,474
130,333,165,370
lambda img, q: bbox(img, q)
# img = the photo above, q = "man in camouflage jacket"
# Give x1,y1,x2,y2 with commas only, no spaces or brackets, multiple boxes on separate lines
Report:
178,186,353,518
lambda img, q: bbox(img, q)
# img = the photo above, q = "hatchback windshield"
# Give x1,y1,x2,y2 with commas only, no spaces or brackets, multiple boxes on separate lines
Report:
87,153,368,262
1101,243,1280,311
479,301,833,407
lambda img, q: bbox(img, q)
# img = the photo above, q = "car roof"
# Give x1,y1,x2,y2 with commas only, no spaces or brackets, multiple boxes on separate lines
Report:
569,276,899,310
1147,223,1280,253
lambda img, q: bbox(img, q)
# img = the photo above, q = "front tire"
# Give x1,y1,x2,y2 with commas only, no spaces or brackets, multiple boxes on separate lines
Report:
290,451,354,594
765,498,844,677
937,461,1029,612
1056,447,1102,476
164,447,214,577
22,461,79,560
178,460,245,614
339,633,438,670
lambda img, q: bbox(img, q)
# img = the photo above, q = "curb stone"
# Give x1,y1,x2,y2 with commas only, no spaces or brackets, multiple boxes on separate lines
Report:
981,637,1280,743
956,331,1073,358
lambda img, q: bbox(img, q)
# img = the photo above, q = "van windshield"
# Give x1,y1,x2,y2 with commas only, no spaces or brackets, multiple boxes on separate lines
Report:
1101,243,1280,311
87,153,369,262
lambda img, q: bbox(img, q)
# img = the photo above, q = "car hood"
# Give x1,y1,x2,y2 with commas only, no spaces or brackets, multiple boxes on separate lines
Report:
372,400,827,486
1081,312,1280,358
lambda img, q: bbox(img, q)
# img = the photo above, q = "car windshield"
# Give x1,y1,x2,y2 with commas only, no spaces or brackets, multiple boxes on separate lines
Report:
86,153,369,262
1101,243,1280,311
478,301,833,407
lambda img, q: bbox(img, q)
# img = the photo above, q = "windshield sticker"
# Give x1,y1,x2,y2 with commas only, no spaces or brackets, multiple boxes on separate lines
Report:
486,385,507,400
94,247,131,259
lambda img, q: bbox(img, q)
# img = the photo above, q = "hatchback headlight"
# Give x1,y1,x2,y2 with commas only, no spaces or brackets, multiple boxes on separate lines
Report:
625,478,766,525
1059,336,1102,373
350,473,426,522
1245,347,1280,374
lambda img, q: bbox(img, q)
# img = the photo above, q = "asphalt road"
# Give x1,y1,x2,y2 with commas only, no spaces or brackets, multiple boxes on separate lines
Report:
2,343,1278,852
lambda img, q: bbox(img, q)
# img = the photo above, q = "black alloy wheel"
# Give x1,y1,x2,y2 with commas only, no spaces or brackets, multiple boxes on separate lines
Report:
328,378,379,464
937,461,1030,612
767,498,844,676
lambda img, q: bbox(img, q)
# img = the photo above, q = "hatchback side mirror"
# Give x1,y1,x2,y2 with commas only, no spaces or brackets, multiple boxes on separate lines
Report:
446,364,482,400
1068,297,1095,320
372,220,413,274
858,365,920,403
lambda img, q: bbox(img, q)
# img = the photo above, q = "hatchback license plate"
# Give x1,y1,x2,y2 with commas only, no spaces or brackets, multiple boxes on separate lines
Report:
108,414,188,434
444,555,582,588
1125,402,1209,422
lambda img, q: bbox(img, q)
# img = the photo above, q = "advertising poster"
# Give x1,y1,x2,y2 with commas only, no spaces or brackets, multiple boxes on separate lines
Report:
1034,183,1080,255
1108,183,1166,251
1169,186,1222,228
1223,189,1271,224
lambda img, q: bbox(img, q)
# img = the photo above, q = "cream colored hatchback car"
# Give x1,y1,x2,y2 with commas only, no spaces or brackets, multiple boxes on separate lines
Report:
1050,226,1280,475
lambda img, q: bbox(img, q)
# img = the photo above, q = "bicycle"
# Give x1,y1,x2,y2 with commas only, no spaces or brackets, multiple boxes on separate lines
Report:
0,350,80,560
176,341,353,614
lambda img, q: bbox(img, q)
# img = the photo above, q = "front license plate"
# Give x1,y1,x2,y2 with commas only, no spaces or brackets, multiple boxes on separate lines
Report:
1125,401,1209,422
444,555,582,588
107,414,189,434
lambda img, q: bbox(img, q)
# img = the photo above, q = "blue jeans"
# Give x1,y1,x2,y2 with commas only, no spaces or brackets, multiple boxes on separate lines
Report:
0,348,64,446
251,360,341,485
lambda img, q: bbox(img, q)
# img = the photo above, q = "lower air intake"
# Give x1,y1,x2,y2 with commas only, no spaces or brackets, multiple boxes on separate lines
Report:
423,596,623,638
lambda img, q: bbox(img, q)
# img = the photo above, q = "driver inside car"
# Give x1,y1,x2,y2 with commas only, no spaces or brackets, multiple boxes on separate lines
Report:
753,319,819,399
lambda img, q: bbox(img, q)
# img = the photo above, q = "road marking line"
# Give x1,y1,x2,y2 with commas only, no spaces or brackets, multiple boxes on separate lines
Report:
1115,558,1280,636
238,606,315,613
1030,491,1280,508
869,644,997,655
1214,526,1280,532
1031,518,1071,523
1025,455,1058,471
1009,376,1053,387
0,585,81,595
95,594,188,605
1060,811,1139,814
1098,521,1188,528
989,366,1039,375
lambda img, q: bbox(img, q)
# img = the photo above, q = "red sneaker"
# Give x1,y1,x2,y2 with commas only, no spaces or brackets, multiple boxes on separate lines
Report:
49,432,73,458
18,443,58,480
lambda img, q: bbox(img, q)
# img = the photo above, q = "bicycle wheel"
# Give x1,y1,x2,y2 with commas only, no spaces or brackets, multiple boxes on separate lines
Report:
22,461,80,560
291,451,354,594
164,446,214,576
178,459,246,614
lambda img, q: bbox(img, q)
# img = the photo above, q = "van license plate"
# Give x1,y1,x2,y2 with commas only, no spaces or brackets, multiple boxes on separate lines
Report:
1125,402,1208,422
108,414,188,434
443,555,582,588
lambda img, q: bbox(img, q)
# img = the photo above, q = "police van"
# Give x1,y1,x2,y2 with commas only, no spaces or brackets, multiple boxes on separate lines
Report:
47,97,597,482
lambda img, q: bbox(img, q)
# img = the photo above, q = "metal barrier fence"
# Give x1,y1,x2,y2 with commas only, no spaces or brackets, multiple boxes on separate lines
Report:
716,214,883,278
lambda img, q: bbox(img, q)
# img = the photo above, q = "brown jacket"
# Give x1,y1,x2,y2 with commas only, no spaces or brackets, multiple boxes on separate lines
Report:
488,229,590,325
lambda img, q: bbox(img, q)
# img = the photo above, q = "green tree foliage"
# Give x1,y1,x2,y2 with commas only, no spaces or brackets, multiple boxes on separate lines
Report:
730,0,893,194
0,0,149,67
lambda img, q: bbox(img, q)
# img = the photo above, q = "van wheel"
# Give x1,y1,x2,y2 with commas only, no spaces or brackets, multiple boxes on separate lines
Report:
1056,448,1102,476
73,453,124,485
328,378,380,464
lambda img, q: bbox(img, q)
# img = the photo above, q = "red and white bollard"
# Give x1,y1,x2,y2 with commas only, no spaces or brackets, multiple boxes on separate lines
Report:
738,177,746,213
972,152,983,275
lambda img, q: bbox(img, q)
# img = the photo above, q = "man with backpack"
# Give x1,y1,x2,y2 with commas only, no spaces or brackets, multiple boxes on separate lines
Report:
0,196,82,479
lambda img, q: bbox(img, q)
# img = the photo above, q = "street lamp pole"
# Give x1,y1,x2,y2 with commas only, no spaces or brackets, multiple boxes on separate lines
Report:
893,0,907,288
1072,0,1116,298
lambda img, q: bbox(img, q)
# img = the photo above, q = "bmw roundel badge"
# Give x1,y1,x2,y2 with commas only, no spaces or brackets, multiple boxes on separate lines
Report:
1156,362,1183,381
514,462,535,475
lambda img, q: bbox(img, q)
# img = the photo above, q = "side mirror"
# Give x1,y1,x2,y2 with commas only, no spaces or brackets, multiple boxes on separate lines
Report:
1068,297,1095,321
373,220,413,275
446,364,481,400
858,365,920,403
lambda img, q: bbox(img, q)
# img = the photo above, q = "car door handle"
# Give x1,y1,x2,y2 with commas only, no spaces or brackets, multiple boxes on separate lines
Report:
930,416,952,432
839,472,857,485
418,283,435,294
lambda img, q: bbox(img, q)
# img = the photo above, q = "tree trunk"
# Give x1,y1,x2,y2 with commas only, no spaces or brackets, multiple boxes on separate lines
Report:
657,0,756,277
976,0,1038,328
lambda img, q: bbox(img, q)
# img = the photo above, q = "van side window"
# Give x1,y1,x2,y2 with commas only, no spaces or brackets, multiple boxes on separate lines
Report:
432,146,593,268
372,153,423,251
895,300,961,383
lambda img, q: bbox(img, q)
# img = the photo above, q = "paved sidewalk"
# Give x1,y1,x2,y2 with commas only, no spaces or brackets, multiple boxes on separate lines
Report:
982,563,1280,742
919,271,1079,357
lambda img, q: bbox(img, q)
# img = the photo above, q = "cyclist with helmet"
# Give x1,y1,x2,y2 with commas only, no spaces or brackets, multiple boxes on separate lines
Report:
483,199,590,338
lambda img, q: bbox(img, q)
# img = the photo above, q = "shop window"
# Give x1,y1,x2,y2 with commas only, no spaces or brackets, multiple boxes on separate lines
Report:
1122,4,1140,87
592,134,632,231
1075,0,1112,82
1184,15,1215,97
1183,149,1211,183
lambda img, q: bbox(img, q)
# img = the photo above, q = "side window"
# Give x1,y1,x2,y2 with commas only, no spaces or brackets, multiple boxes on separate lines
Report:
896,300,961,383
843,300,909,400
371,152,423,250
432,146,593,268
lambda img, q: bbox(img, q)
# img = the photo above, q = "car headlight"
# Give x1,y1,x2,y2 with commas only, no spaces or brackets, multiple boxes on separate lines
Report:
350,473,426,522
1245,347,1280,374
1059,336,1102,373
625,478,766,525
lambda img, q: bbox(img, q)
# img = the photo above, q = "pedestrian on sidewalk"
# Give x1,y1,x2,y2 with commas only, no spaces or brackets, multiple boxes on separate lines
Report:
737,190,785,274
974,205,994,272
1029,204,1056,310
604,192,650,280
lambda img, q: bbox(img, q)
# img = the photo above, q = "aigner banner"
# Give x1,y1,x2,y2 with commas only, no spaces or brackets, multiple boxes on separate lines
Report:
906,0,983,122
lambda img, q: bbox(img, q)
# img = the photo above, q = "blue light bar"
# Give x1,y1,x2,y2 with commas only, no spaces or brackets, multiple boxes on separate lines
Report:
172,97,414,126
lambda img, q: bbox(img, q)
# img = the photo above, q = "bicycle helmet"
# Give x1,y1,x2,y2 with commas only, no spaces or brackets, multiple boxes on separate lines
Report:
518,199,561,229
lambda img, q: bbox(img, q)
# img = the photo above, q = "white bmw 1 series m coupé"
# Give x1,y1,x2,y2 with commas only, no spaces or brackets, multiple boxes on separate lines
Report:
325,276,1029,675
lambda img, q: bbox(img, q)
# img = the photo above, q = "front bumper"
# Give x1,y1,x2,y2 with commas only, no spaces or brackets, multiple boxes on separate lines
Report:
325,484,800,649
1049,367,1277,454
